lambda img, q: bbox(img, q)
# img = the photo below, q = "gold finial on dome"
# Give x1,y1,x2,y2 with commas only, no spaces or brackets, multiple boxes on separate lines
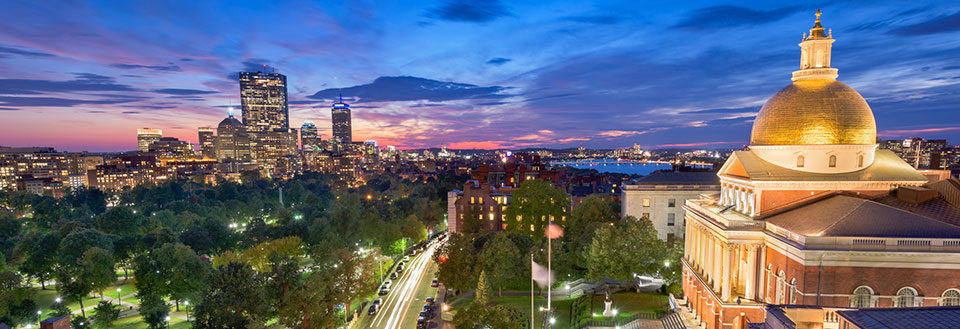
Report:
808,9,827,39
794,9,838,81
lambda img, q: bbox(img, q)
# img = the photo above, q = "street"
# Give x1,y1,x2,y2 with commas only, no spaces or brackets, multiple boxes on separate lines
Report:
354,240,441,329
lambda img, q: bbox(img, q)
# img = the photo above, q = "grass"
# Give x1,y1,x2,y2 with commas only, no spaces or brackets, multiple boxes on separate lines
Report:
113,314,191,329
446,292,668,329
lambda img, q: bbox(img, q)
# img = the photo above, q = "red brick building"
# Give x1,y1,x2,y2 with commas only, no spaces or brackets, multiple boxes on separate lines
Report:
681,11,960,329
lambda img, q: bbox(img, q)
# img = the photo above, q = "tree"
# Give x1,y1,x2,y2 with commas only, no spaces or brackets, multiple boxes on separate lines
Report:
477,232,521,296
58,228,113,270
156,243,207,311
475,270,492,304
20,232,60,289
91,301,120,329
586,216,666,281
435,233,476,292
400,214,427,242
138,293,169,329
330,249,378,316
193,262,270,328
81,247,116,299
503,179,569,238
452,302,520,329
276,269,341,329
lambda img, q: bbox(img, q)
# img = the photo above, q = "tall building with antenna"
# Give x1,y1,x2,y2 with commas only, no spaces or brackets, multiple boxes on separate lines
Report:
239,69,289,133
331,94,352,143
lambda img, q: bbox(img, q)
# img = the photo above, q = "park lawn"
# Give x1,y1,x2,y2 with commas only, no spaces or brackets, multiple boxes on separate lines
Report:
34,288,104,316
113,314,191,329
448,292,669,329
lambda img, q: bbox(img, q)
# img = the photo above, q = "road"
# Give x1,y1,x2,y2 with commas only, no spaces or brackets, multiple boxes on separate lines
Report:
354,239,441,329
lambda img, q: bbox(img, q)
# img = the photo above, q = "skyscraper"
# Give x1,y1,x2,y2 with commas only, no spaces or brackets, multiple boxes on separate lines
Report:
239,70,289,133
300,121,320,151
137,128,162,153
216,113,252,162
198,127,216,159
331,95,352,143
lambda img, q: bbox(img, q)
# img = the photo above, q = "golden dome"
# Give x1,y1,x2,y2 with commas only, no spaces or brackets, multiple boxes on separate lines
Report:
750,79,876,145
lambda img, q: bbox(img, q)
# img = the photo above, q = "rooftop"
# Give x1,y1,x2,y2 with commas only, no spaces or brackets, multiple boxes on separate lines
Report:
837,306,960,329
632,171,719,185
726,149,926,182
764,195,960,238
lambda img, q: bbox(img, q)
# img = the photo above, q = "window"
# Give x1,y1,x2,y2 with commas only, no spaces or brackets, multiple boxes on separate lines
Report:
642,198,650,207
829,155,837,168
776,271,786,304
858,155,864,168
667,213,676,226
789,278,798,304
941,289,960,306
851,286,873,308
895,287,918,307
797,155,805,168
815,49,825,67
668,199,676,207
642,213,650,220
667,233,675,242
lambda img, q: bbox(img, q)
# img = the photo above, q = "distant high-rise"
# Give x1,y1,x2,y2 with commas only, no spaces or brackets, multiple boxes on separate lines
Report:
198,127,216,159
331,94,352,143
137,128,162,153
300,121,320,151
239,71,289,133
216,112,252,162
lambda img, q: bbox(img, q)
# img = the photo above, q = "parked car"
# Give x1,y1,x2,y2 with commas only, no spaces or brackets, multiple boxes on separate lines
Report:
416,317,427,329
390,272,398,280
425,297,434,305
403,255,410,261
379,287,389,295
423,303,432,316
384,280,391,288
373,298,382,306
368,304,378,315
431,279,439,287
419,311,428,319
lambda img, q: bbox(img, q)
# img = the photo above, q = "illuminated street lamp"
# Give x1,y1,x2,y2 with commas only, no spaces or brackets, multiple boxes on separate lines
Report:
116,288,122,305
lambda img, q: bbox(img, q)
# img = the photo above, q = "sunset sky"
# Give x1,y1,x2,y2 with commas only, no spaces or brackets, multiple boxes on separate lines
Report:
2,1,960,152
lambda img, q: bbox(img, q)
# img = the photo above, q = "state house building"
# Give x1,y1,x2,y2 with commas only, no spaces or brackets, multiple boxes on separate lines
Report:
681,11,960,329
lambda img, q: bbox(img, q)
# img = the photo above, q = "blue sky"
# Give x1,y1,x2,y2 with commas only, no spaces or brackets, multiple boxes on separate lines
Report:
1,0,959,151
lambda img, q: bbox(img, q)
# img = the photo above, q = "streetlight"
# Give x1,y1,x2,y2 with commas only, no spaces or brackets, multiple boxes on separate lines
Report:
116,288,122,305
184,301,190,322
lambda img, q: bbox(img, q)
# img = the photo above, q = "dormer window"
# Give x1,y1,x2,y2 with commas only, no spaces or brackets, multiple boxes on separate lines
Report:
857,154,864,168
796,155,805,168
828,155,837,168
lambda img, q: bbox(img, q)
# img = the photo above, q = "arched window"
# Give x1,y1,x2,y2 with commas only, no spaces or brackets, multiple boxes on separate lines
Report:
941,289,960,306
829,155,837,168
895,287,918,307
766,265,774,302
857,154,864,168
789,278,798,304
815,49,825,67
797,155,805,168
776,271,786,304
851,286,873,308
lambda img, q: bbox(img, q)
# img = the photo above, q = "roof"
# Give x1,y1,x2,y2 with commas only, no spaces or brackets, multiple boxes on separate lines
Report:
871,194,960,228
725,149,927,182
764,195,960,238
836,306,960,329
633,171,720,185
41,315,70,324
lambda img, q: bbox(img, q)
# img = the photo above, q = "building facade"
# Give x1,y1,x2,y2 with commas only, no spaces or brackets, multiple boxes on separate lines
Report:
198,127,216,159
239,71,289,133
136,128,162,153
331,95,352,143
216,115,253,163
622,171,719,241
681,12,960,329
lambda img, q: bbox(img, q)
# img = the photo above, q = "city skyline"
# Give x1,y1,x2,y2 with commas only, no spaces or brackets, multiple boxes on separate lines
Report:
2,1,960,152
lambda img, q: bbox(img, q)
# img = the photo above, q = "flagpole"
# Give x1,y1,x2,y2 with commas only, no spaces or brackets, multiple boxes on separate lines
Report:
547,221,552,328
531,253,535,329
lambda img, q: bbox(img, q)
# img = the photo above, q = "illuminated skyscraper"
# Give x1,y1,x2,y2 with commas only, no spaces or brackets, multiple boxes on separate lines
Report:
331,94,352,143
198,127,216,159
300,121,320,151
239,70,289,133
216,112,252,162
137,128,162,153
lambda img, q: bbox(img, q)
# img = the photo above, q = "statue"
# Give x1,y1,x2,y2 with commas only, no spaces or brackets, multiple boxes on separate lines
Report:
602,289,615,317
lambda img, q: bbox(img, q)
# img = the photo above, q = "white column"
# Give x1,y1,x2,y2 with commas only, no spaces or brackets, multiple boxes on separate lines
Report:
712,240,721,292
700,228,707,271
757,246,766,301
748,192,755,216
693,225,701,267
684,222,691,260
706,237,714,283
722,244,732,302
745,245,757,300
734,189,740,211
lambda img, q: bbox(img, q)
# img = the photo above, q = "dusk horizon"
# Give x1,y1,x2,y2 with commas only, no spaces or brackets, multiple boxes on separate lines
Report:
2,1,960,152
